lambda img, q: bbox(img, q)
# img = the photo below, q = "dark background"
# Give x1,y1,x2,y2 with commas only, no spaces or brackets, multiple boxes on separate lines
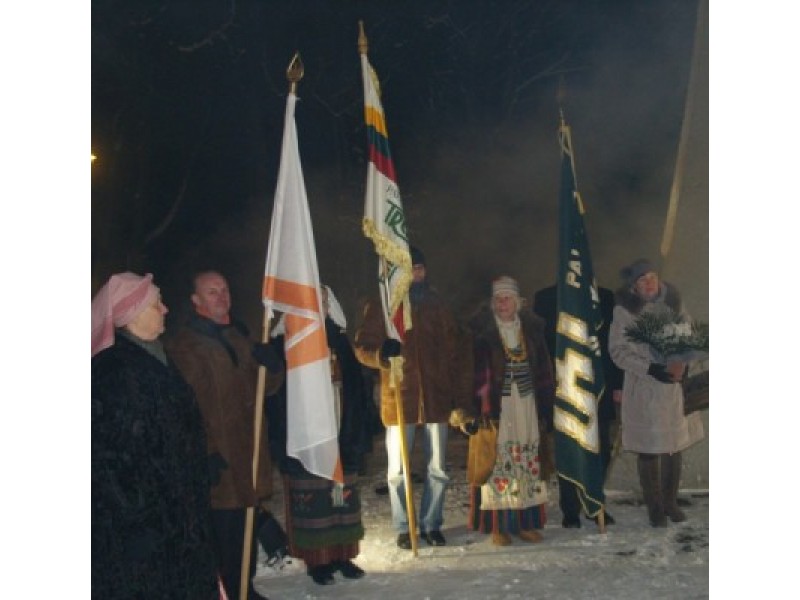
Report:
91,0,708,334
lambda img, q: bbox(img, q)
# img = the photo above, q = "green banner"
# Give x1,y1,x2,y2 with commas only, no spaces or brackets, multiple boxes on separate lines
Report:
553,121,606,517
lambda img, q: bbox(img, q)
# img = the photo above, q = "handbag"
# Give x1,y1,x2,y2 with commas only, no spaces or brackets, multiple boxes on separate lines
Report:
682,360,709,415
467,419,498,486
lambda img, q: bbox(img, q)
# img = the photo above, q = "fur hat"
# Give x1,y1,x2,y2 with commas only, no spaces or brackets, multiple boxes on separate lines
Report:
620,258,656,287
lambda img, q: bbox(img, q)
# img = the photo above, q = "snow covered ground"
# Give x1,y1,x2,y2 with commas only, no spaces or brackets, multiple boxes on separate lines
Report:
252,431,709,600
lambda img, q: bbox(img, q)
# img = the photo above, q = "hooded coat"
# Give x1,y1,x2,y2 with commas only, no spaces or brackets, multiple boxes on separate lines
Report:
608,282,704,454
166,315,284,509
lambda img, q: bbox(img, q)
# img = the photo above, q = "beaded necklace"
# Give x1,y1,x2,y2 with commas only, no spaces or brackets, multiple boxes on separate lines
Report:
500,328,528,363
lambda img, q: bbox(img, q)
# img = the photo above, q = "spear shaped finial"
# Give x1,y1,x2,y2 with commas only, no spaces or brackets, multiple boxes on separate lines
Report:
287,51,304,94
358,20,368,55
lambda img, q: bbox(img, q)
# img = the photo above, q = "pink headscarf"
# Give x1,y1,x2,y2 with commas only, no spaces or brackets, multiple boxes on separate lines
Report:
91,272,159,357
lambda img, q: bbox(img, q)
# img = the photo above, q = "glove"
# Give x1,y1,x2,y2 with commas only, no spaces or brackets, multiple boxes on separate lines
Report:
379,339,403,362
449,409,480,435
207,452,229,486
448,408,471,427
461,420,480,436
252,343,283,373
647,363,674,384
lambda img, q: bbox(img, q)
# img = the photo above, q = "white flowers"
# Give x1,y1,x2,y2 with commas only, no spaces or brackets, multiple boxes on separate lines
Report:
662,322,692,339
624,308,708,363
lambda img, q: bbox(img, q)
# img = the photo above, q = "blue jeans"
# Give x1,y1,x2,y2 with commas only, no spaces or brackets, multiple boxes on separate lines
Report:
386,422,449,533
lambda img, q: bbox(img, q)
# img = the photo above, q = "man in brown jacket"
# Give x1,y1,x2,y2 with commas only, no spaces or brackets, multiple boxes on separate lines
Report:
354,247,471,550
167,270,284,600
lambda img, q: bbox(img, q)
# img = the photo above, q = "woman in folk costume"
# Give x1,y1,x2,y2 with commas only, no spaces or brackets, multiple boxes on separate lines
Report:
608,259,704,527
91,272,218,599
266,285,370,585
461,276,556,546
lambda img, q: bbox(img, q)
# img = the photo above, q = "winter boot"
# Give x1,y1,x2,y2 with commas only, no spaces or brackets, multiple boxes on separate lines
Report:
637,453,667,527
661,452,687,522
492,531,512,546
517,529,543,543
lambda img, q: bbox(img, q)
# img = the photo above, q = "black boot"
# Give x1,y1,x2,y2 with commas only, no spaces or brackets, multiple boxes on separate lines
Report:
308,564,335,585
637,453,667,527
661,452,687,522
335,560,365,579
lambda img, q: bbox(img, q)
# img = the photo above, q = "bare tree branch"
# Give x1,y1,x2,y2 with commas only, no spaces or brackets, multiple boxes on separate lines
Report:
176,0,237,53
143,108,209,246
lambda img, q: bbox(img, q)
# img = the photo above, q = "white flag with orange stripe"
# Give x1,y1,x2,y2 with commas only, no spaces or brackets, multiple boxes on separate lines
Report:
263,92,343,484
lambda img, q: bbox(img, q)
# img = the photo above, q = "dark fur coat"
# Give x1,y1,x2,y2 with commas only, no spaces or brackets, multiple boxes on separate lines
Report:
468,306,556,427
92,334,217,600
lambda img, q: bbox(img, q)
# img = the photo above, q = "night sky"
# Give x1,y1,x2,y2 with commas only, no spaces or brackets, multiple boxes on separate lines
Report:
91,0,708,333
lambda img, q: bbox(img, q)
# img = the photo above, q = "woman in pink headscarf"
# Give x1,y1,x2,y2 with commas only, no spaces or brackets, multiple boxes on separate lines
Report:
91,272,218,599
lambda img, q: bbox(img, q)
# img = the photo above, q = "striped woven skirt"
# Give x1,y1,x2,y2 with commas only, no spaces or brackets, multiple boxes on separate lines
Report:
282,472,364,568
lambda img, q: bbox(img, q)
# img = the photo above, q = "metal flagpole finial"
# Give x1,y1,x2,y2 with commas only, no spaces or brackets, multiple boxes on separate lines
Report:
286,51,304,94
358,20,368,55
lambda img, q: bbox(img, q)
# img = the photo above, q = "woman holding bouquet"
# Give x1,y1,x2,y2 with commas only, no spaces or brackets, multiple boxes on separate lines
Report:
609,259,704,528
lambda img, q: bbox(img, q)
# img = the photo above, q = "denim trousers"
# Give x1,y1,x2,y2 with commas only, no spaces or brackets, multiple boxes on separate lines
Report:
386,422,450,533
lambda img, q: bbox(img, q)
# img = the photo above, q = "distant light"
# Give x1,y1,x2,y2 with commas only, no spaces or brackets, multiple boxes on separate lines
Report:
91,154,97,163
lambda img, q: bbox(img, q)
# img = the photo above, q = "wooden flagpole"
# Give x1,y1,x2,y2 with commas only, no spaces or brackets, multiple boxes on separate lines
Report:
389,352,419,557
359,20,418,557
238,52,304,600
238,310,271,600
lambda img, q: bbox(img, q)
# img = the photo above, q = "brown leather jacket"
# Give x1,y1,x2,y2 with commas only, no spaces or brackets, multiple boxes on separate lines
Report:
166,315,283,510
354,289,472,426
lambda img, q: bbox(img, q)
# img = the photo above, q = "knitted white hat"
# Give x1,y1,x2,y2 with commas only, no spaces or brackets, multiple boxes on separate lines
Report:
492,275,520,297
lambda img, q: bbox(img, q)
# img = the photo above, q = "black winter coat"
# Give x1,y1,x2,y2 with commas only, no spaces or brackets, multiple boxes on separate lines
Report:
92,334,217,600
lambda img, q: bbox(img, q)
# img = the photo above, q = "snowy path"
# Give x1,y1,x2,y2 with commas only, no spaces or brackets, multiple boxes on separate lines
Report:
254,433,709,599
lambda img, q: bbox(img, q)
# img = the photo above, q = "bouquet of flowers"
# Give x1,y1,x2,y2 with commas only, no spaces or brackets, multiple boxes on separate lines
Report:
624,308,709,364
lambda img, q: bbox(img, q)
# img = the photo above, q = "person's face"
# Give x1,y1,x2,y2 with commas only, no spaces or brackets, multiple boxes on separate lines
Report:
192,272,231,323
492,292,519,322
412,264,426,283
126,292,168,341
633,271,660,301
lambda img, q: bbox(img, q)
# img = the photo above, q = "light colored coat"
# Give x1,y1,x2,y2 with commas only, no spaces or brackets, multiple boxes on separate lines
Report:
608,283,704,454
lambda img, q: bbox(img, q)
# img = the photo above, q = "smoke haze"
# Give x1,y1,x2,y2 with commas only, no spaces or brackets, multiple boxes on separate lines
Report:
91,0,708,333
